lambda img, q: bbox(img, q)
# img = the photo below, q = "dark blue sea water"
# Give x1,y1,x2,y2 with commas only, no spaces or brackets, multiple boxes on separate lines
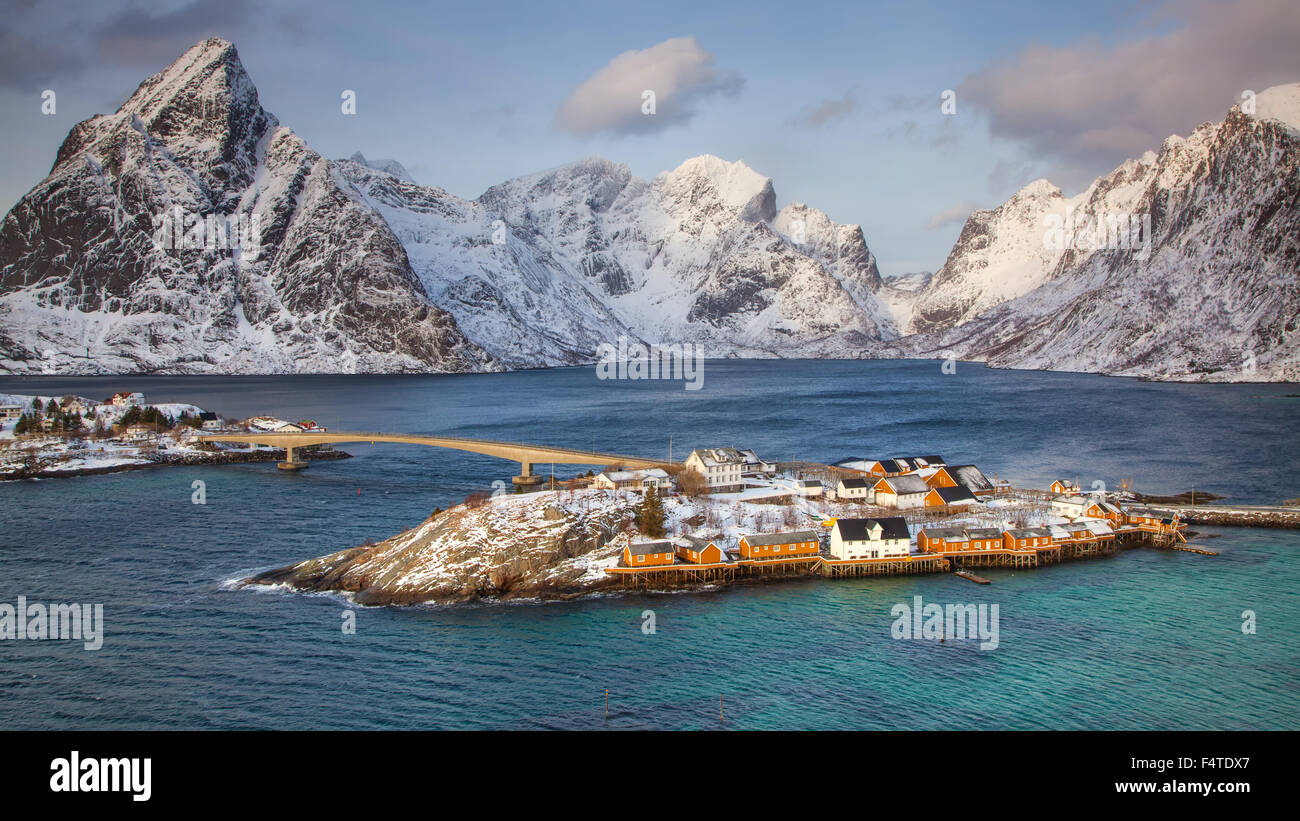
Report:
1,360,1297,729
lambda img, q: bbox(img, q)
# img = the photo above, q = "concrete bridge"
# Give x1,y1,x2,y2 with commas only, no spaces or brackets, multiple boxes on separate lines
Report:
196,430,674,484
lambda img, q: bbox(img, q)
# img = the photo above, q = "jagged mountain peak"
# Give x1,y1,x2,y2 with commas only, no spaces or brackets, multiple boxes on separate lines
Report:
658,154,775,221
1007,177,1064,205
903,80,1300,381
346,152,416,184
117,36,266,139
52,36,274,197
0,37,491,375
478,155,634,214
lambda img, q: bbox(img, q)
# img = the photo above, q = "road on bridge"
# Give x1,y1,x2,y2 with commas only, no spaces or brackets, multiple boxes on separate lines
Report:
196,430,676,483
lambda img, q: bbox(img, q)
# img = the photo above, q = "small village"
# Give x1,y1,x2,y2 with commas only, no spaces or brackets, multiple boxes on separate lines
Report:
592,447,1194,588
0,391,340,478
3,391,1195,588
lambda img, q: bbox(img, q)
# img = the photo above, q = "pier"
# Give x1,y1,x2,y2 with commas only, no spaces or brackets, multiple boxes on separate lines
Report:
605,527,1194,591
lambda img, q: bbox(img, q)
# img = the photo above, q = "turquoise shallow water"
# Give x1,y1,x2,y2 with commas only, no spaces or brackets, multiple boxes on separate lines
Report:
0,361,1296,729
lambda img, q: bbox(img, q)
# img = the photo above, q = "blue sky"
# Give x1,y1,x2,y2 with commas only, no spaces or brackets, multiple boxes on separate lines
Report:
2,0,1297,273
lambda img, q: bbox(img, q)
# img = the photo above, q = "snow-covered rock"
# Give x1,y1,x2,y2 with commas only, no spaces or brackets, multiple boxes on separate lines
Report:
902,83,1300,382
0,38,493,374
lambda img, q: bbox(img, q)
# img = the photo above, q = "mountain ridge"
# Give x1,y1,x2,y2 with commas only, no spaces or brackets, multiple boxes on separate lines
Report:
1,38,1295,382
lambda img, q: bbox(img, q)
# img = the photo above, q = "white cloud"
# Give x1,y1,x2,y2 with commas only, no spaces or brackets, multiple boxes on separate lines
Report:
960,0,1300,168
554,36,742,136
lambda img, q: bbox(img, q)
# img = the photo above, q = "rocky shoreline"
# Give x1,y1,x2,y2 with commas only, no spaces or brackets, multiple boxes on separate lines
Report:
1175,507,1300,529
247,492,634,605
1,447,351,481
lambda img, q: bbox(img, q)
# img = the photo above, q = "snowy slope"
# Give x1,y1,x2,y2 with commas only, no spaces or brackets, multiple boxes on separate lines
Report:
0,38,492,375
340,153,895,367
902,84,1300,382
0,36,1294,382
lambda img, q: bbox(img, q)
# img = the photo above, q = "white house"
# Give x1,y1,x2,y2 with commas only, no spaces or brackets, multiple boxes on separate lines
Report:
736,448,775,476
593,469,671,491
836,476,873,501
123,424,156,443
593,471,636,490
0,404,22,421
110,391,144,407
830,517,911,560
683,448,746,492
246,416,303,433
1049,495,1091,519
872,474,930,509
794,479,823,498
637,468,673,491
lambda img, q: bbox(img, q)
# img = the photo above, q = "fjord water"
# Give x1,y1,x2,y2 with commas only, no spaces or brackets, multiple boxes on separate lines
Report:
1,360,1297,730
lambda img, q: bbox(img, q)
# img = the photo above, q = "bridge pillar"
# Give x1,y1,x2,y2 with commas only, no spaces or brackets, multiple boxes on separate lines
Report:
512,461,543,486
278,445,308,471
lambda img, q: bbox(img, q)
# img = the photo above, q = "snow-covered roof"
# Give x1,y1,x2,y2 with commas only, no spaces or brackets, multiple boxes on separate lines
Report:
880,474,929,494
948,464,993,492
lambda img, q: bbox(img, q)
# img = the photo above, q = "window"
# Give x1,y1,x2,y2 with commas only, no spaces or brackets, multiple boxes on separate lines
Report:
637,555,645,563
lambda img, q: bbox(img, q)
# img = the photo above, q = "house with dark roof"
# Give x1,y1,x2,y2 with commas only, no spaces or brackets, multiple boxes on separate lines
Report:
865,459,905,477
622,540,675,567
965,527,1004,550
674,535,724,565
836,476,872,500
683,448,747,492
947,464,994,496
829,517,910,560
923,484,978,509
1002,527,1052,550
917,526,970,553
1085,499,1126,525
1125,507,1181,533
739,530,820,560
795,479,823,497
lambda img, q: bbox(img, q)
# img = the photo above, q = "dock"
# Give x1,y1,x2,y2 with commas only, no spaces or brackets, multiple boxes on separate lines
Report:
605,526,1199,591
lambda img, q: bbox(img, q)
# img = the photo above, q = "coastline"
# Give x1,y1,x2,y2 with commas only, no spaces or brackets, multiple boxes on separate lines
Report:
240,484,1248,608
0,447,351,481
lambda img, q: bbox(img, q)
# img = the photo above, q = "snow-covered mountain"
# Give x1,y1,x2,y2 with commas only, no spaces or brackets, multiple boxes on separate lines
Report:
0,38,895,373
339,153,895,367
0,37,1295,382
903,84,1300,382
0,38,492,374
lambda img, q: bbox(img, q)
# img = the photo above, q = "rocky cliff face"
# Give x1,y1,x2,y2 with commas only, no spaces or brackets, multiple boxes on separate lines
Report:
1,36,1295,381
340,153,895,368
247,490,639,605
904,84,1300,382
0,38,492,374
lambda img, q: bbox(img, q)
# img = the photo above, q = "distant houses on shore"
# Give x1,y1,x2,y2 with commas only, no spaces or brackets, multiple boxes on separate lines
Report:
615,445,1184,571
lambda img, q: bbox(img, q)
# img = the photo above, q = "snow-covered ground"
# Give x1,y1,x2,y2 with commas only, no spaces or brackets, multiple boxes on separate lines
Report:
0,392,259,477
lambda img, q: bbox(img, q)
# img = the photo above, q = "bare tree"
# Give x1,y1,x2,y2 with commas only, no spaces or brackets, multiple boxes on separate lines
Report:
677,468,708,497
